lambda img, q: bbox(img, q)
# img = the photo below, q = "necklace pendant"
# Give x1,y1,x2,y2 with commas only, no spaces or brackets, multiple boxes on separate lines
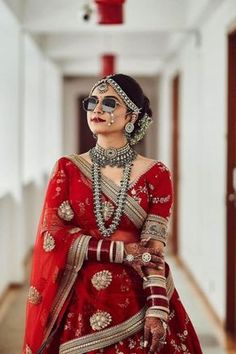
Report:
105,148,117,159
102,201,114,221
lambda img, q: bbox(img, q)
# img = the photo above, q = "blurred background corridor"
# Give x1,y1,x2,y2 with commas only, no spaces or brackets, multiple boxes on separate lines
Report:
0,0,236,353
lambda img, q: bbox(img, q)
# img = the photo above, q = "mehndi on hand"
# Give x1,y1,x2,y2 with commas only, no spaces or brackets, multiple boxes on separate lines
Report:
123,239,164,279
144,317,167,353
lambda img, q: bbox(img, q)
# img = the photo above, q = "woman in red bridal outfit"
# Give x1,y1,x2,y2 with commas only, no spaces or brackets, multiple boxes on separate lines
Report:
22,74,202,354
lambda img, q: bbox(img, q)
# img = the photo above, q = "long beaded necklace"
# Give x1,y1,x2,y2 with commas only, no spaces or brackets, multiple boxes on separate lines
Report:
89,143,137,238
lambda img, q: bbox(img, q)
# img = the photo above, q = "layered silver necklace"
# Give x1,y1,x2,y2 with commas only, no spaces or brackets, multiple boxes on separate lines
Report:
89,143,137,237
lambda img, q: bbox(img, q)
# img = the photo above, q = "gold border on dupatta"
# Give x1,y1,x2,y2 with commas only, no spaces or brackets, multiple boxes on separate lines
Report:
59,308,145,354
66,154,147,229
43,234,91,341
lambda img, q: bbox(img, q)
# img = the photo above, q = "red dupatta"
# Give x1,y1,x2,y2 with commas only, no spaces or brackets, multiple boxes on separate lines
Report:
22,158,93,353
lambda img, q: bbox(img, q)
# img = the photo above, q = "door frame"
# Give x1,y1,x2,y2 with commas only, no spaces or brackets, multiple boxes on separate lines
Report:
171,74,180,256
226,28,236,339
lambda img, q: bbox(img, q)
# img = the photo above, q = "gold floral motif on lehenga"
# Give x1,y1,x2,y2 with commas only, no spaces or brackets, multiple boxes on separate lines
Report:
58,200,74,221
28,286,42,305
90,310,112,331
75,313,83,337
64,312,75,331
130,185,148,204
169,310,191,354
114,335,145,353
116,269,131,293
43,231,55,252
91,270,113,290
118,298,130,309
77,197,91,217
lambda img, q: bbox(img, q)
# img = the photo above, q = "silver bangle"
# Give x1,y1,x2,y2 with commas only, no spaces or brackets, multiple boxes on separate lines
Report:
96,239,103,261
109,241,114,262
114,241,124,263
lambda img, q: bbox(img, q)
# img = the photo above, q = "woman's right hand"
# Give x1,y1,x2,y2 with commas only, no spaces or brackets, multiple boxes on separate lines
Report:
123,239,164,279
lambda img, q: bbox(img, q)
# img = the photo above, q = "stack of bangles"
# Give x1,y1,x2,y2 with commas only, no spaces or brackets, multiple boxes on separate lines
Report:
85,238,124,263
143,275,169,344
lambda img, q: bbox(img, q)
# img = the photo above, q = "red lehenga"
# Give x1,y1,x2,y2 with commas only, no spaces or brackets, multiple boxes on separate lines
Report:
22,154,202,354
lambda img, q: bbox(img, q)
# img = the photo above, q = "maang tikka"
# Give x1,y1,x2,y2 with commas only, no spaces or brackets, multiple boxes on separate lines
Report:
98,82,109,93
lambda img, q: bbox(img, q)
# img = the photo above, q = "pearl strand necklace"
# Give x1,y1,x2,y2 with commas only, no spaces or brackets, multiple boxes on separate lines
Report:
90,143,137,238
91,162,132,237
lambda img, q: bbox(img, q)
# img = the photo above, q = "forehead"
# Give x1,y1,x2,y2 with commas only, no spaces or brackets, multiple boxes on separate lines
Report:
91,84,122,101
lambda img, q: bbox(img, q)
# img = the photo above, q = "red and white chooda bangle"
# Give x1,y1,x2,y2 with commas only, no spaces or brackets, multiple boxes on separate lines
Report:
143,275,169,322
85,238,124,264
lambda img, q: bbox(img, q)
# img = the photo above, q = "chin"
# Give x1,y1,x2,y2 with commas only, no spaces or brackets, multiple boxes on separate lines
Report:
92,127,111,134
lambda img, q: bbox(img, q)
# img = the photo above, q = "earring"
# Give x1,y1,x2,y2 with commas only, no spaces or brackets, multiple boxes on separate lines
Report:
93,133,97,139
125,122,134,134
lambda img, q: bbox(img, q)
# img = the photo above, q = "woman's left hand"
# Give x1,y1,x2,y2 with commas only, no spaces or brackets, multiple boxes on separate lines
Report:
144,317,167,353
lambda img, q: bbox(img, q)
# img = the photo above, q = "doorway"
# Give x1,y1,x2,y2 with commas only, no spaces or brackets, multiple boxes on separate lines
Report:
226,29,236,339
78,96,95,153
171,74,180,256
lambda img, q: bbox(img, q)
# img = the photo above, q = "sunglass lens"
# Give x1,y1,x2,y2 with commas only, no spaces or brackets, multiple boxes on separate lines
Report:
102,98,116,112
82,97,97,111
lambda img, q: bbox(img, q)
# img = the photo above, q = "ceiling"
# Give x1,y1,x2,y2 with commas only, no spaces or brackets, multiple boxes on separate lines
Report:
4,0,224,76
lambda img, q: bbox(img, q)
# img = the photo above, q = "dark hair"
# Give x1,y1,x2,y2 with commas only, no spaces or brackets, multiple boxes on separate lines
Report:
109,73,152,120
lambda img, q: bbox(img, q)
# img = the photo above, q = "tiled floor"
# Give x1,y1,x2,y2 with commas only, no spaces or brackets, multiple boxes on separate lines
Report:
0,257,235,354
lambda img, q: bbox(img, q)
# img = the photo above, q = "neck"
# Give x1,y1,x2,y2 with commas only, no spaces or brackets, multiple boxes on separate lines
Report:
96,133,129,149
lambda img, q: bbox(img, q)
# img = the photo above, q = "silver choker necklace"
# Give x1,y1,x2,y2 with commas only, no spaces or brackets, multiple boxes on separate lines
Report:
89,143,137,237
89,143,137,168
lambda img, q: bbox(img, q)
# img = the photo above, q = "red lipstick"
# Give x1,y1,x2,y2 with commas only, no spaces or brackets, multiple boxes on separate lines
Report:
91,117,106,123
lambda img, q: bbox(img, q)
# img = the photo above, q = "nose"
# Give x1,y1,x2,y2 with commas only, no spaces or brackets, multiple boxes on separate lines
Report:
93,99,103,113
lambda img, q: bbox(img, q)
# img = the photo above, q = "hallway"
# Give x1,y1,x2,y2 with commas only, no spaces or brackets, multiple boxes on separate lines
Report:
0,257,235,354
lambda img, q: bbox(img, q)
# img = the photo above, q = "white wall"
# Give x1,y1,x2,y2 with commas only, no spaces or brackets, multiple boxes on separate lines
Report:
0,0,21,200
23,34,63,184
158,0,236,321
0,0,63,296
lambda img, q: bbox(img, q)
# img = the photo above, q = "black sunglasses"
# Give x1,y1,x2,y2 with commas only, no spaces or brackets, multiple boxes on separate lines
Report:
82,96,126,113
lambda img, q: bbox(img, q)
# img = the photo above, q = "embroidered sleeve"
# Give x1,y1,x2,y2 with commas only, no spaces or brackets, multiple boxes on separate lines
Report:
141,164,173,246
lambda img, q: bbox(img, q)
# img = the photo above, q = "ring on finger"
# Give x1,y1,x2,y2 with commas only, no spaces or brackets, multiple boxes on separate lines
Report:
124,254,135,262
141,252,152,263
159,341,167,346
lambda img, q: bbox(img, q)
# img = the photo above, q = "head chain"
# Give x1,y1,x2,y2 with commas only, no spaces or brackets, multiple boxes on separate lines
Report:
90,75,153,145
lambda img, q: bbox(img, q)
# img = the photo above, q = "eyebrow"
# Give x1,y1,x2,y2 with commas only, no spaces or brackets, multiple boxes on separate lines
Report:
91,95,123,103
